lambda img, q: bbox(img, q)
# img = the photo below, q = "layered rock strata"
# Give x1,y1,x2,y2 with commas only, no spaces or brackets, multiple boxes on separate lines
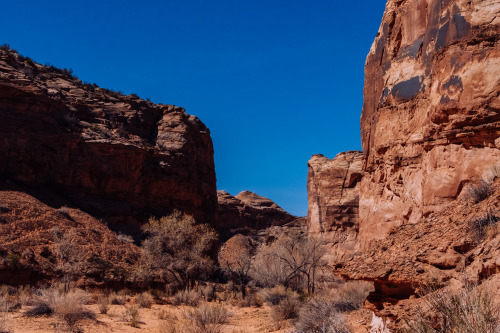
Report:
307,152,363,262
217,190,296,241
360,0,500,248
0,48,217,232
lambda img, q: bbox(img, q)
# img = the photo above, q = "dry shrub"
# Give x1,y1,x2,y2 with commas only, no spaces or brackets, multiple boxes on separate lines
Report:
172,289,201,306
124,305,141,328
183,302,230,333
293,297,349,333
17,285,32,306
469,210,499,241
333,280,373,312
109,292,127,305
468,180,493,204
271,297,299,322
97,295,109,314
256,285,299,306
134,291,154,308
27,288,95,332
405,283,500,332
201,284,216,302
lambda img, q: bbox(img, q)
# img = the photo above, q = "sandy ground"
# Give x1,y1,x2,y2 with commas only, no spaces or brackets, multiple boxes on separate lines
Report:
0,302,374,333
1,303,293,333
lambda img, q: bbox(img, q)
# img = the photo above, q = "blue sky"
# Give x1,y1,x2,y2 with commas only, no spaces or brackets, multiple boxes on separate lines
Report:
2,0,387,216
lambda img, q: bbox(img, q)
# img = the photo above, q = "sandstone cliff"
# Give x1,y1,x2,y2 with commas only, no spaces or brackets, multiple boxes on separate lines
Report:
217,190,296,240
307,152,363,263
360,0,500,248
0,47,217,232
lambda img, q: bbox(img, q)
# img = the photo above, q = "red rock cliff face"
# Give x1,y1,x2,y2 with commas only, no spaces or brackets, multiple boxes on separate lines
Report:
360,0,500,248
0,48,217,232
307,152,363,262
217,190,296,241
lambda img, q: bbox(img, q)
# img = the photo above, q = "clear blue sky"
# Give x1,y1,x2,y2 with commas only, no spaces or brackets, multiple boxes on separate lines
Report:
2,0,387,216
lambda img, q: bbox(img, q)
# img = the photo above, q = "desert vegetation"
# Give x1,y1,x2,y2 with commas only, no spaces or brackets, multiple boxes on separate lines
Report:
405,282,500,333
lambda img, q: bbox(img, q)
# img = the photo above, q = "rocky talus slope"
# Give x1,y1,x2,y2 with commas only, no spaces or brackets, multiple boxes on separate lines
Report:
307,152,363,263
0,190,140,285
339,177,500,326
360,0,500,248
217,190,296,240
0,47,217,233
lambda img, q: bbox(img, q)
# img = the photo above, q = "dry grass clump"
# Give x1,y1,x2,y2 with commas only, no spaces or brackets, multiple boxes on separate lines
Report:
468,180,493,204
97,295,109,314
123,305,141,328
333,280,373,312
183,302,231,333
255,286,301,322
256,285,298,306
293,297,350,333
109,292,127,305
26,288,95,332
172,289,201,306
469,210,499,241
134,291,154,308
405,283,500,333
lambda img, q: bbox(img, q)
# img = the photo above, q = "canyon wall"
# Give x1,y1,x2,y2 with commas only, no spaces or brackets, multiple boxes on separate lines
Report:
306,152,363,262
0,48,217,232
360,0,500,248
217,190,296,240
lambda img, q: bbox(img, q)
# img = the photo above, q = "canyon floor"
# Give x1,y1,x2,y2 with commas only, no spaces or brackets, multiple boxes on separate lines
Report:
1,301,374,333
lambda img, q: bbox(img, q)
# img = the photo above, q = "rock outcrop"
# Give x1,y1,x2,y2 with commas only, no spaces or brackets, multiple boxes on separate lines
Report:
360,0,500,248
0,47,217,233
217,190,296,241
0,189,140,285
306,152,363,262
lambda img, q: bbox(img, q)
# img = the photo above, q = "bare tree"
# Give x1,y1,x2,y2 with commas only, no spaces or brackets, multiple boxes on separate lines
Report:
141,210,217,290
252,231,327,294
218,235,254,299
51,227,83,293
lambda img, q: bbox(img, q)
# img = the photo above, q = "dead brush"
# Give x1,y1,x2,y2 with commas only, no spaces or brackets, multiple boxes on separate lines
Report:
97,295,109,314
468,210,499,241
26,287,95,332
293,296,350,333
109,292,127,305
404,283,500,332
182,302,230,333
333,280,373,312
172,289,201,306
123,305,141,328
134,291,154,308
467,180,493,204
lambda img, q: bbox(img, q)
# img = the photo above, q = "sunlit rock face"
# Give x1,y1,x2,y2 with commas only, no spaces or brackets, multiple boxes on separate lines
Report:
217,190,296,241
307,152,363,262
360,0,500,249
0,48,217,232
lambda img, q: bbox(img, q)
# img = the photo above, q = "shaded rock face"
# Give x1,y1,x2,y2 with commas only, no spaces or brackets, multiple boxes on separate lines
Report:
217,190,296,241
360,0,500,248
0,48,217,232
307,152,363,262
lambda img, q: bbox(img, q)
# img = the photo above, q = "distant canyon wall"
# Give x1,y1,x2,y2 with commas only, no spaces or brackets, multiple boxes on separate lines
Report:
359,0,500,248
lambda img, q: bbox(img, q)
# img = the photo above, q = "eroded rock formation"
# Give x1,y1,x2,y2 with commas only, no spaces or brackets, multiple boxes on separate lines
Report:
360,0,500,248
0,48,217,232
306,152,363,262
217,190,296,240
